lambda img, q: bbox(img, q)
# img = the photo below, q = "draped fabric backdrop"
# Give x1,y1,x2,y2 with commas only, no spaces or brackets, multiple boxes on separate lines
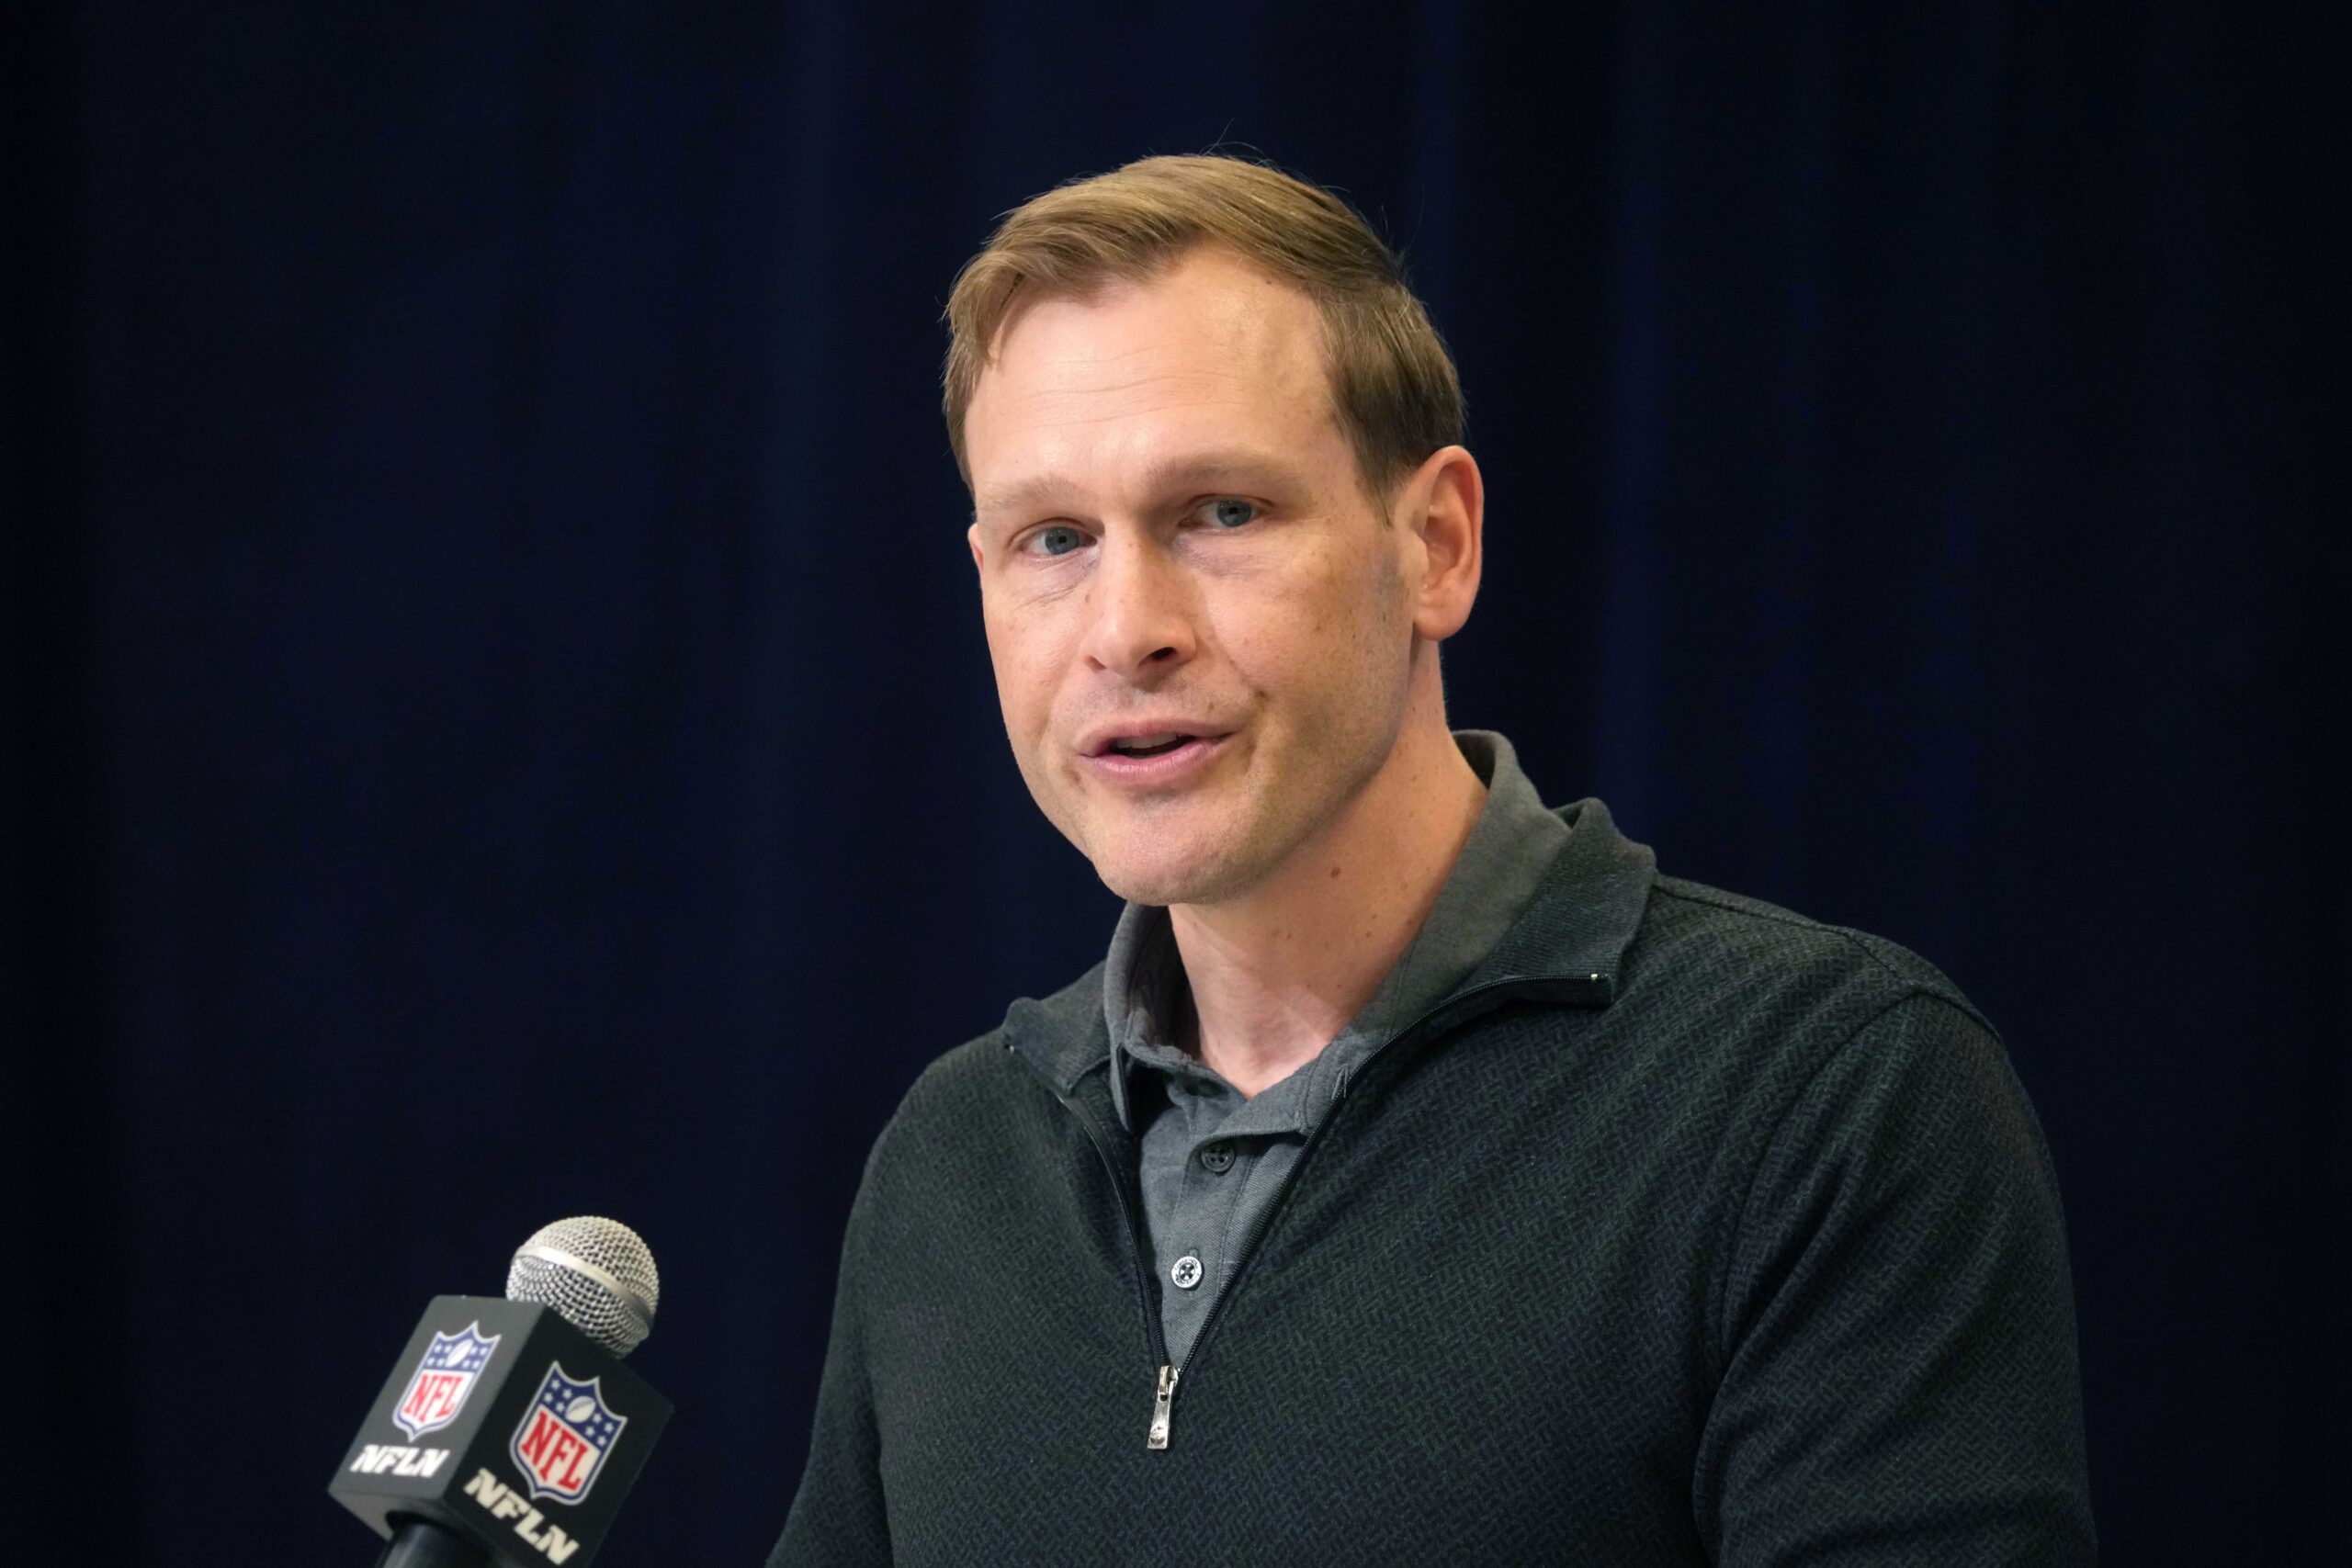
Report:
4,3,2343,1562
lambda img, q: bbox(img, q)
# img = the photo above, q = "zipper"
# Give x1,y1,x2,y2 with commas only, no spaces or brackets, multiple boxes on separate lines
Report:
1045,974,1580,1451
1148,1364,1180,1450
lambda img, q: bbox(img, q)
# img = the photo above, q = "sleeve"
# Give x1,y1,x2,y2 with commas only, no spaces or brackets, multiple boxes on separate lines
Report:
1693,992,2097,1566
768,1141,894,1566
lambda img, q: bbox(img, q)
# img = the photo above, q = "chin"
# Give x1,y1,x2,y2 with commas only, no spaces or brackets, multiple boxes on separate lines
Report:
1088,838,1258,908
1069,776,1340,908
1091,857,1223,909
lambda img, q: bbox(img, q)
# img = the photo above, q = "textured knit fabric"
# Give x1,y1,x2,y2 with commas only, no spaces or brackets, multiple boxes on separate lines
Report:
1107,729,1571,1365
772,798,2097,1566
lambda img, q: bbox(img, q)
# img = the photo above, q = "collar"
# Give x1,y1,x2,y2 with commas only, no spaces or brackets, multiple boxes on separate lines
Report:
1004,750,1657,1101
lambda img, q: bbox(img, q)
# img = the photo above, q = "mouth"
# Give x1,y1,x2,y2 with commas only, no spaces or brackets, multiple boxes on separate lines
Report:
1081,728,1230,785
1102,732,1196,759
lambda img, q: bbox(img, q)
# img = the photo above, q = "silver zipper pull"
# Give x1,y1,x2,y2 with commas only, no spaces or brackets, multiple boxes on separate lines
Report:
1147,1364,1180,1450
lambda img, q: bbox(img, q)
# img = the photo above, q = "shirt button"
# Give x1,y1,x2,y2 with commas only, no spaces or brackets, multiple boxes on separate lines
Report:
1197,1142,1235,1175
1170,1255,1204,1290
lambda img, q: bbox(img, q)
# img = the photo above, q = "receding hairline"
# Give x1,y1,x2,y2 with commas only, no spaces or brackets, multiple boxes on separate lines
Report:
970,241,1342,404
975,235,1326,359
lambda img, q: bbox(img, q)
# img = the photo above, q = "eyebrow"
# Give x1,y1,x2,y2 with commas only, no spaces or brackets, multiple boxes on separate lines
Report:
973,450,1314,523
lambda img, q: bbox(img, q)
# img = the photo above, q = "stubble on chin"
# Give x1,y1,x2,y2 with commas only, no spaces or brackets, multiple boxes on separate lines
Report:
1085,775,1333,908
1058,784,1252,908
1094,839,1241,909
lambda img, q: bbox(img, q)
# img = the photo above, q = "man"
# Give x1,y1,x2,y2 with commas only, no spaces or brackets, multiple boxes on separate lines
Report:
772,155,2093,1564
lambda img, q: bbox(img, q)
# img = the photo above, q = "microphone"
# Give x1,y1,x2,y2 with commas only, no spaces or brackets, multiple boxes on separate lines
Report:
330,1218,675,1568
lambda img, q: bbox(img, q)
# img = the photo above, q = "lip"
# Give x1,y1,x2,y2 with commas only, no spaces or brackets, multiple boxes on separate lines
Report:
1078,730,1230,789
1076,718,1232,759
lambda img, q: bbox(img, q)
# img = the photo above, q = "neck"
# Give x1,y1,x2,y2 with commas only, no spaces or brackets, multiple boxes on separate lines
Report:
1167,693,1486,1099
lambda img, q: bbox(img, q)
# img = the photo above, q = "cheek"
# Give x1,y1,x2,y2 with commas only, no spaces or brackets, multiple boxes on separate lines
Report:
983,605,1069,739
1216,542,1398,672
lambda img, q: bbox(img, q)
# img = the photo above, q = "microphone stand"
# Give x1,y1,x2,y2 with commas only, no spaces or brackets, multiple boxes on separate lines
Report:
375,1518,489,1568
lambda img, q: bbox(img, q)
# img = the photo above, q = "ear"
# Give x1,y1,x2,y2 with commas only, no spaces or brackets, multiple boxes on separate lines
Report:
967,520,985,572
1397,446,1483,642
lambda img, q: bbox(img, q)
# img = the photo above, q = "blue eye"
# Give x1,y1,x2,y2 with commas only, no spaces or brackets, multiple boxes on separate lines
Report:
1208,499,1257,529
1032,525,1087,557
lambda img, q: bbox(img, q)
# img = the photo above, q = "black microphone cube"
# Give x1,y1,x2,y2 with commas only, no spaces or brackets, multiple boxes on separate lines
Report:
330,1295,673,1567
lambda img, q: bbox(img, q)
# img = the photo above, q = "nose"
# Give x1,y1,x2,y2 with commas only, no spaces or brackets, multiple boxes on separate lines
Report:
1079,532,1195,679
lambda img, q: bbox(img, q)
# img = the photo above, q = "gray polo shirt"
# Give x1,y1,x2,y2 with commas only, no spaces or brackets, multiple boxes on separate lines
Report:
1102,729,1573,1366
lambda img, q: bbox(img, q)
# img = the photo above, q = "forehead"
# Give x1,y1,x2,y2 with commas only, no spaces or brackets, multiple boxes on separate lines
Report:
964,249,1346,506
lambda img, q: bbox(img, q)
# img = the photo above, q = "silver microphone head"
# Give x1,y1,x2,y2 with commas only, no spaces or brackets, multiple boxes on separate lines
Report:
507,1216,661,1357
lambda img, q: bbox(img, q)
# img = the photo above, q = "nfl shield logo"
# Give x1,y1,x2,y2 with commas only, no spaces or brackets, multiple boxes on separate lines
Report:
510,1363,628,1505
393,1323,501,1440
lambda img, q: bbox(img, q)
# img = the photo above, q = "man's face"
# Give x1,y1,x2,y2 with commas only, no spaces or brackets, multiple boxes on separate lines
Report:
963,247,1420,908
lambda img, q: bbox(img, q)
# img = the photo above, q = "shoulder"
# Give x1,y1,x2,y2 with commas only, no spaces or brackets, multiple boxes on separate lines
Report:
857,962,1106,1190
1633,872,1990,1036
1602,874,2022,1162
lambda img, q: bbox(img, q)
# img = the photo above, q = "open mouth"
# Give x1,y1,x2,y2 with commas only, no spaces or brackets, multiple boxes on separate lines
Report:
1104,733,1195,759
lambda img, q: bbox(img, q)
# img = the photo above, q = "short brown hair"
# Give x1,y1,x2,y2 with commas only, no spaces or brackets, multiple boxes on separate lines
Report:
943,154,1464,498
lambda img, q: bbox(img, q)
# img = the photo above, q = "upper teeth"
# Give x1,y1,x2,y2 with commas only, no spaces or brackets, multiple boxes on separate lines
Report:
1113,734,1182,751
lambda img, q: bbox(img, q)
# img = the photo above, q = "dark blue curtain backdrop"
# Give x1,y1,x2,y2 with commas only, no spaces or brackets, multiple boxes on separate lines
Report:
5,2,2344,1562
